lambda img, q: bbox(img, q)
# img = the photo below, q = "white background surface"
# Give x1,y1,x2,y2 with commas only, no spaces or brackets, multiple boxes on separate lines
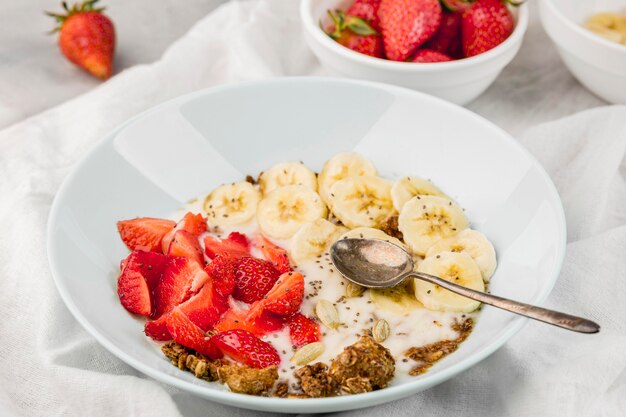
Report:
0,1,623,417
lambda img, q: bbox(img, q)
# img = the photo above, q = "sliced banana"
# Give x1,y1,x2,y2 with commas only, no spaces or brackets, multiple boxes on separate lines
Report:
370,280,421,315
256,185,327,239
259,162,317,194
318,152,377,205
398,195,469,256
586,12,626,44
328,176,393,228
426,229,497,281
391,176,448,212
339,227,407,250
290,219,348,264
203,182,260,227
415,251,484,313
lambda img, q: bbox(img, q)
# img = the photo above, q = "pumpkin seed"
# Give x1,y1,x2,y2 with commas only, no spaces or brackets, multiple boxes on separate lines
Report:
345,281,365,298
315,299,340,329
372,319,390,343
291,342,325,365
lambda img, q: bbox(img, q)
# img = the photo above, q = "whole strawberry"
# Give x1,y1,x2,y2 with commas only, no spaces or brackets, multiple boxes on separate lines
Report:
47,0,115,79
461,0,514,57
410,49,453,62
378,0,442,61
346,0,382,31
326,10,384,59
424,10,463,59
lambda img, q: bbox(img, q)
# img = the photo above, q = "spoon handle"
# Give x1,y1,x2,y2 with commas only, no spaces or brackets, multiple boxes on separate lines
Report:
408,272,600,334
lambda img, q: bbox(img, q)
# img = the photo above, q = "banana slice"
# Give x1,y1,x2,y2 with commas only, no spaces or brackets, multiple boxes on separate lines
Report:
398,195,469,256
391,176,448,212
203,182,261,227
425,229,497,281
290,219,348,264
339,227,407,250
415,251,484,313
259,162,317,194
256,185,327,239
370,280,421,315
318,152,377,205
328,176,393,228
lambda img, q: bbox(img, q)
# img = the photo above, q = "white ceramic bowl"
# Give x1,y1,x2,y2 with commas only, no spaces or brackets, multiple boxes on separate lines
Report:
539,0,626,104
47,78,565,414
301,0,529,105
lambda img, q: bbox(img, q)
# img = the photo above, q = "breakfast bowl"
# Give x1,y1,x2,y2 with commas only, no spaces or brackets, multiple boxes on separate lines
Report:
539,0,626,104
300,0,529,105
47,77,565,413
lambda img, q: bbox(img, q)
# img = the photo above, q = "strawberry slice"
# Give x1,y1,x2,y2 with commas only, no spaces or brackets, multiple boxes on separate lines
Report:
204,232,250,259
117,251,170,316
166,230,205,266
152,257,209,318
262,272,304,316
212,329,280,368
179,279,229,331
117,217,175,252
214,304,284,336
161,212,207,253
144,317,171,341
166,308,223,359
204,254,236,297
233,257,280,303
287,313,321,347
256,236,292,273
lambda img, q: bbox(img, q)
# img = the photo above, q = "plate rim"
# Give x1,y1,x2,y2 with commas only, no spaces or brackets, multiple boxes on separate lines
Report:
46,77,567,413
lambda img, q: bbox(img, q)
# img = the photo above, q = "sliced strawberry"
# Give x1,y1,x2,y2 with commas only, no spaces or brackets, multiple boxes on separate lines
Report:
117,265,151,316
204,232,250,259
152,257,209,318
144,316,171,341
117,217,175,252
257,235,292,273
166,230,205,266
212,329,280,368
214,304,284,336
262,272,304,316
117,251,170,316
161,212,207,253
233,257,280,303
179,279,228,331
204,254,236,297
287,313,321,347
166,308,223,359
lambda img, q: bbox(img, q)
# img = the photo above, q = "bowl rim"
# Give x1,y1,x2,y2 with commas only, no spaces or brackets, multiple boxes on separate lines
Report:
541,0,626,53
300,0,529,71
47,77,566,413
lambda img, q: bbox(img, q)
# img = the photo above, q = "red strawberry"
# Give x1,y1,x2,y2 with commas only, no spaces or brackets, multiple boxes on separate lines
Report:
461,0,514,57
152,257,209,318
327,10,384,59
233,257,280,303
144,317,171,341
440,0,473,12
378,0,442,61
117,251,170,316
287,313,321,347
212,329,280,368
166,308,223,359
161,212,207,253
204,232,250,259
346,0,382,31
214,306,284,336
117,217,175,253
410,49,453,62
262,272,304,316
166,230,205,266
424,10,463,58
204,254,236,297
256,236,292,273
47,0,115,80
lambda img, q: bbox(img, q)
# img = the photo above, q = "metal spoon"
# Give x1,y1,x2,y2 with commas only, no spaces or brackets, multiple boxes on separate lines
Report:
330,238,600,334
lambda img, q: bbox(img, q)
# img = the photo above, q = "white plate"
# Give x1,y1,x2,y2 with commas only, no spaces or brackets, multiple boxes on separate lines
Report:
47,78,566,414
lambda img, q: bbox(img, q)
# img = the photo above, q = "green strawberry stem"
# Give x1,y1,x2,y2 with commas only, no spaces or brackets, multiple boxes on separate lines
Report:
46,0,105,32
326,9,377,40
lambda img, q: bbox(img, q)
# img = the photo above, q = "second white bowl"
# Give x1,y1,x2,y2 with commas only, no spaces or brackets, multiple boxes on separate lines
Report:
301,0,529,105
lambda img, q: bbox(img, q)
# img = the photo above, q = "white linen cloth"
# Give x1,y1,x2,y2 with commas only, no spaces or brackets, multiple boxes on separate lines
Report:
0,0,624,416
